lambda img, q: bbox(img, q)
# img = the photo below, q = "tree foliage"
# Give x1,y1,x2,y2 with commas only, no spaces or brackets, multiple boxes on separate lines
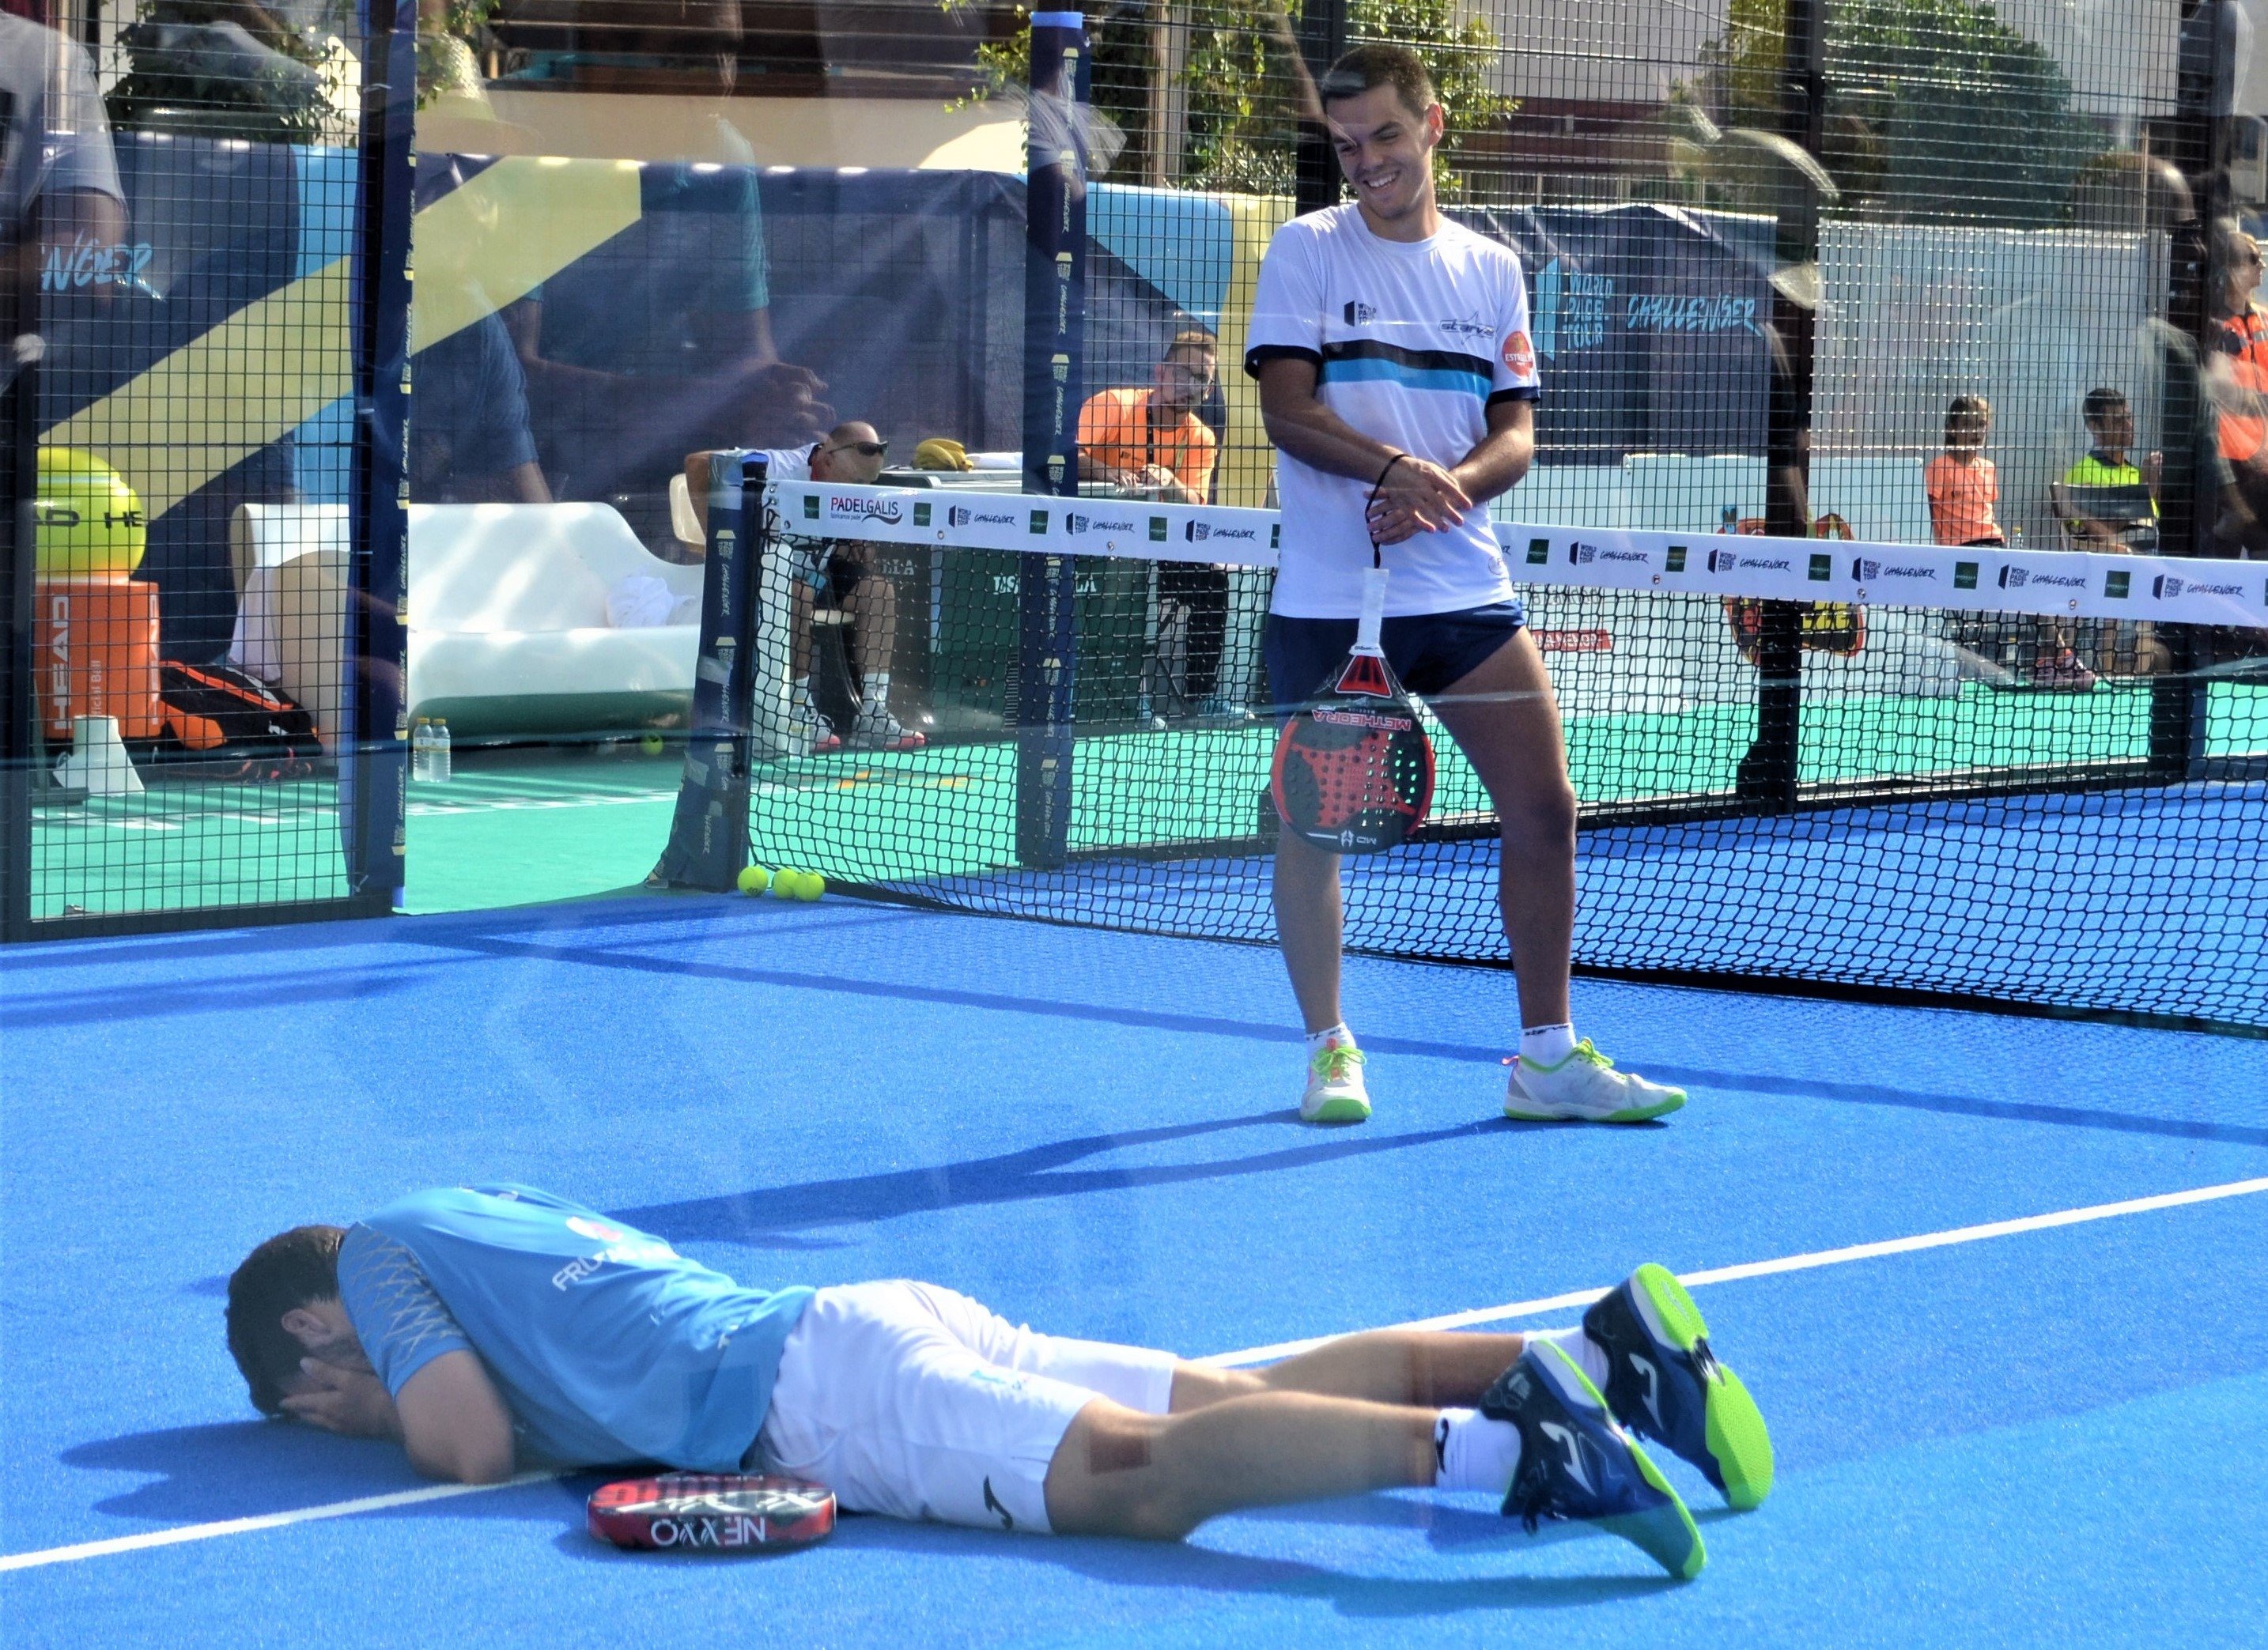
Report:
1681,0,2102,227
954,0,1514,197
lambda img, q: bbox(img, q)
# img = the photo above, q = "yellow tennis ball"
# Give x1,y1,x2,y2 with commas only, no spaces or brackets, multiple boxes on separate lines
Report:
769,867,803,898
35,448,145,577
736,865,771,895
640,734,666,757
792,870,826,902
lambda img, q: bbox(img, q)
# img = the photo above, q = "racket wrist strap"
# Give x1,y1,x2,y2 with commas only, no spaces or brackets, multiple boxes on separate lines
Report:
1356,564,1389,655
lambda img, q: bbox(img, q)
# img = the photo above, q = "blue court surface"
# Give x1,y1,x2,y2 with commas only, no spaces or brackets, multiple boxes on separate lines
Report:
5,894,2266,1645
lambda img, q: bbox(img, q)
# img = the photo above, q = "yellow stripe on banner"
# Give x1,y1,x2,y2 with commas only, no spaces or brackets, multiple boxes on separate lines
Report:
43,156,644,521
44,256,356,521
1215,191,1294,509
410,156,643,350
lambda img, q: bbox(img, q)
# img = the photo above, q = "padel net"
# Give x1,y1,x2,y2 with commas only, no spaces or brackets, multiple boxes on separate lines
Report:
652,460,2268,1034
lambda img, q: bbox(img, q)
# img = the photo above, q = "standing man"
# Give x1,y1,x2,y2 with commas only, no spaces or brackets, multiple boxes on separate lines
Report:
1246,45,1686,1127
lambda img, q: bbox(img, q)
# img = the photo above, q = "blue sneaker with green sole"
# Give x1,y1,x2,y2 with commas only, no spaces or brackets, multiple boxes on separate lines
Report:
1584,1263,1775,1510
1478,1339,1706,1580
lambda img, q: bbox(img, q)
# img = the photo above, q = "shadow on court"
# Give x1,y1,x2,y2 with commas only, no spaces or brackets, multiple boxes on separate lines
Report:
614,1110,1509,1246
543,1510,1688,1614
57,1419,599,1530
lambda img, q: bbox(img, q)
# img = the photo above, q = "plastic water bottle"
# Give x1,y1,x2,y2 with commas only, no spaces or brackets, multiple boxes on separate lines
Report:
431,718,452,783
411,718,433,783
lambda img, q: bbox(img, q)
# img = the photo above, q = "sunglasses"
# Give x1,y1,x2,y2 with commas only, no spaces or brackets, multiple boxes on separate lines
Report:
828,440,889,459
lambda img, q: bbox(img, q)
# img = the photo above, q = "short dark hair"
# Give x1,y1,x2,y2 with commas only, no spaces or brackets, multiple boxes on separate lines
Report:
2082,387,2130,425
1164,327,1217,362
1945,395,1990,441
1318,43,1438,120
226,1225,346,1416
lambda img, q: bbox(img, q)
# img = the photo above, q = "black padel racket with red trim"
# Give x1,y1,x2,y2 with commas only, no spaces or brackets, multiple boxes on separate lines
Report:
588,1473,836,1554
1271,564,1436,854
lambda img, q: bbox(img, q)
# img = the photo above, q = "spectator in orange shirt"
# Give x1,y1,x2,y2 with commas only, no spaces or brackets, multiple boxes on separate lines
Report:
1078,331,1248,723
1077,330,1219,504
1923,395,2005,548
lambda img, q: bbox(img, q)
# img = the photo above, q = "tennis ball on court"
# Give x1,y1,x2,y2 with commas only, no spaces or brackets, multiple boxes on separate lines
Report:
736,865,771,895
773,868,824,901
640,734,666,757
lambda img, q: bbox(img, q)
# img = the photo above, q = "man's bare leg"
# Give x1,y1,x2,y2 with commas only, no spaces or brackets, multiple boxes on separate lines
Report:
848,565,898,682
1044,1394,1439,1539
1163,1330,1529,1412
1272,831,1345,1034
1427,630,1576,1029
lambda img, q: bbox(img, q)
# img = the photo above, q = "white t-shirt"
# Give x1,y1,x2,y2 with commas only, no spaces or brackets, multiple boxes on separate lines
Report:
1245,205,1539,617
756,444,818,482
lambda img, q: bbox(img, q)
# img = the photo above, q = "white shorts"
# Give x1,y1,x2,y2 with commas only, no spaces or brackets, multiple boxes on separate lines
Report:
752,1280,1178,1535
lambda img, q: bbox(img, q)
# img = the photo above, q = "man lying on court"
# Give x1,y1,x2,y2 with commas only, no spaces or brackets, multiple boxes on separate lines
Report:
228,1183,1772,1576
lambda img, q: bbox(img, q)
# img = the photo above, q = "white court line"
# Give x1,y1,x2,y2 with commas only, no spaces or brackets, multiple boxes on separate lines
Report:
6,1173,2265,1575
1198,1174,2268,1364
0,1472,561,1574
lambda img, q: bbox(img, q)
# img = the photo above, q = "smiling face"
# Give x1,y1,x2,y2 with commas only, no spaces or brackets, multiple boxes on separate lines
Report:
1325,81,1444,235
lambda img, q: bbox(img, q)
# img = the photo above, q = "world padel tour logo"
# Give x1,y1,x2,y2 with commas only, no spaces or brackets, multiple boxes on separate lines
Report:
1344,300,1377,325
828,495,903,525
1706,549,1791,574
1567,541,1648,567
1186,522,1258,543
1850,558,1937,583
2153,573,2248,598
2001,565,2088,591
1067,514,1138,535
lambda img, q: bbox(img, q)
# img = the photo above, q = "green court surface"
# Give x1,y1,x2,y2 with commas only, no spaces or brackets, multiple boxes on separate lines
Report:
24,681,2262,922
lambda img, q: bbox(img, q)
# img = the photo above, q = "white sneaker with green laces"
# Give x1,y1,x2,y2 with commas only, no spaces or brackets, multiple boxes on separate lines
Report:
1504,1040,1685,1123
1301,1036,1371,1125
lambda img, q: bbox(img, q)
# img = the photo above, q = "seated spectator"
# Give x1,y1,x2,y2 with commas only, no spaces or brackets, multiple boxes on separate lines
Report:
2054,387,2160,551
1078,331,1246,723
1923,395,2005,547
1077,330,1219,504
757,423,923,754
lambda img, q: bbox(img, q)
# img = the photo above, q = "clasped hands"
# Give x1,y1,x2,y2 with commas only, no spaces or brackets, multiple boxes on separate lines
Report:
1364,456,1471,545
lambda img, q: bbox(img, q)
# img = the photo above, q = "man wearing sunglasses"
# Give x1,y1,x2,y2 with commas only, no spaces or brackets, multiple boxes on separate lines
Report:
757,422,924,753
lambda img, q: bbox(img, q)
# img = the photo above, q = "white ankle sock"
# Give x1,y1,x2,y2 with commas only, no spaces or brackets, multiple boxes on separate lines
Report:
792,675,813,704
1519,1022,1578,1067
1433,1407,1522,1494
1306,1022,1354,1055
1526,1326,1611,1391
863,670,891,708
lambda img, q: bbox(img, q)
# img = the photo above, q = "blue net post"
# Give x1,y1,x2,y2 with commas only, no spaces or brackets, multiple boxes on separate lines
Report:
1016,10,1088,871
651,451,762,890
1739,0,1825,810
342,0,418,910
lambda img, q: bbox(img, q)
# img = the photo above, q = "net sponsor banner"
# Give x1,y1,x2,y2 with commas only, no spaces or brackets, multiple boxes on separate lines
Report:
765,485,2268,629
1507,529,2268,629
771,482,1281,565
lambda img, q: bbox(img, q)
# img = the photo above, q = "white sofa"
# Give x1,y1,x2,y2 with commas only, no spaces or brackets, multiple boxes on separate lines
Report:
407,503,705,737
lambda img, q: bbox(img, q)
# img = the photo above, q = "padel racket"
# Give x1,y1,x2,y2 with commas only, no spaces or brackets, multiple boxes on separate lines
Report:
588,1472,836,1554
1271,564,1435,854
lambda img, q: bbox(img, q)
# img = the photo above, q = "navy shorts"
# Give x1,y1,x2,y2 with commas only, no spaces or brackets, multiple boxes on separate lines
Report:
1263,600,1528,712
